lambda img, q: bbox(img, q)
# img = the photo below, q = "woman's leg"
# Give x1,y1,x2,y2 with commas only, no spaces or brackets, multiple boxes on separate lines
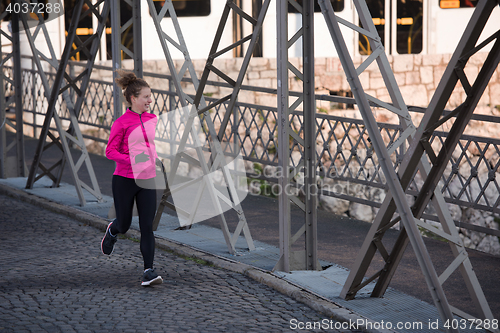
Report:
135,186,157,270
110,175,137,235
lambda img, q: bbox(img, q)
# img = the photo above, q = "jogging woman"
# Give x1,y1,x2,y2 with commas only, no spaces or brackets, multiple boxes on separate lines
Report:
101,70,163,287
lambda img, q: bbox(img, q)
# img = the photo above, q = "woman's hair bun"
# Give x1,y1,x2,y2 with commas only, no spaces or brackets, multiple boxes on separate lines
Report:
114,70,150,106
115,70,138,90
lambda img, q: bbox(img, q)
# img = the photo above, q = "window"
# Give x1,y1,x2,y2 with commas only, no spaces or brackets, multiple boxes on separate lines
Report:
104,2,133,61
359,0,422,55
439,0,478,8
151,0,211,17
359,0,385,55
64,0,98,60
396,0,422,54
64,0,115,61
288,0,344,13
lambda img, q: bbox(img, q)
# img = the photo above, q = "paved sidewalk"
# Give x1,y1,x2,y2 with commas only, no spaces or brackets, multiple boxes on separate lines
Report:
0,193,362,333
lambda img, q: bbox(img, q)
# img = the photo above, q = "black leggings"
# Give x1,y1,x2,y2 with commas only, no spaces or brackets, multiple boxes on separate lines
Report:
110,175,157,270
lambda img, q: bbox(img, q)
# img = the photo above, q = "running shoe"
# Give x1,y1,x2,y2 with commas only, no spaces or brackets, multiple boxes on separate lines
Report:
101,222,117,255
141,268,163,286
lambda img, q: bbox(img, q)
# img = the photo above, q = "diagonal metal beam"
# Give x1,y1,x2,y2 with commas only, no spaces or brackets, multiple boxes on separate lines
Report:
192,0,270,142
413,40,500,220
319,0,498,329
369,1,500,324
145,0,267,254
317,0,469,329
25,0,107,206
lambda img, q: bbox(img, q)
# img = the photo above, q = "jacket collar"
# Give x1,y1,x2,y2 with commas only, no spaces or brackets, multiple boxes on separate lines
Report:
126,108,141,115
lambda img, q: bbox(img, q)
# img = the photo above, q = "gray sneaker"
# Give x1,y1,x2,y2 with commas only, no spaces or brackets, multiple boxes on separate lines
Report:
141,268,163,286
101,222,117,255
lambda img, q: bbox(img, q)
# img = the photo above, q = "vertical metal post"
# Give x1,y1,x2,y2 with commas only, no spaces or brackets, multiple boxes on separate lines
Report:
233,0,243,57
303,0,318,271
168,78,176,156
110,0,143,113
252,0,263,57
111,0,123,120
276,0,291,272
12,10,25,177
0,7,28,179
0,111,4,179
31,57,37,138
0,26,6,179
274,0,319,272
133,0,143,78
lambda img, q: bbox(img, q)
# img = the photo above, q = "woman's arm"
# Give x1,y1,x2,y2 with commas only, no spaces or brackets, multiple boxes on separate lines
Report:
106,123,130,164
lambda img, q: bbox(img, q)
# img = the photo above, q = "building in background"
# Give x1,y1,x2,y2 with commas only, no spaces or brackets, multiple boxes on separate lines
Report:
3,0,499,61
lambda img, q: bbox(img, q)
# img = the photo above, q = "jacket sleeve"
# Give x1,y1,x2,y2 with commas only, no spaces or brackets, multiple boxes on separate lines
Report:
106,122,131,164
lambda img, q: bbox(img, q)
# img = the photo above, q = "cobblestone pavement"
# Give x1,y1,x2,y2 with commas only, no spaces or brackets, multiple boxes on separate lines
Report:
0,194,363,333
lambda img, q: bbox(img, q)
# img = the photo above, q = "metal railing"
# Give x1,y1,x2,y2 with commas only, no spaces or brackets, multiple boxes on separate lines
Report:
5,55,500,237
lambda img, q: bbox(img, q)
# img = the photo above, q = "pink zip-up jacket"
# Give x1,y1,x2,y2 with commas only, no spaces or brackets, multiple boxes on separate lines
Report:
106,108,158,179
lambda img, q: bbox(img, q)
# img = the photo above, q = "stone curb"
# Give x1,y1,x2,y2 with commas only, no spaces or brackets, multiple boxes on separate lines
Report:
0,182,396,333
